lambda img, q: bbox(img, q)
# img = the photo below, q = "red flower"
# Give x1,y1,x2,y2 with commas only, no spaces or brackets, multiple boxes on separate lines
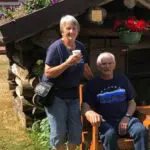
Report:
113,16,150,32
136,20,147,31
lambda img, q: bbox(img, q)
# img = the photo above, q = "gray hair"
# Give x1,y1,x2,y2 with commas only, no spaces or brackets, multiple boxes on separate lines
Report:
97,52,116,66
60,15,80,33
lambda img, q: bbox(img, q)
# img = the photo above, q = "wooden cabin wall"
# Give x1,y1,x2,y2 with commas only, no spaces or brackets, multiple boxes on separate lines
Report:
125,36,150,105
5,28,60,127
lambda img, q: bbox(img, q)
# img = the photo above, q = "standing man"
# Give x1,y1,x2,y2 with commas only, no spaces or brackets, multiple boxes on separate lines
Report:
82,52,147,150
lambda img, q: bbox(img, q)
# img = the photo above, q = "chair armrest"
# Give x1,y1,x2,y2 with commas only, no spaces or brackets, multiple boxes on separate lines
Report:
92,125,99,143
137,106,150,115
79,84,84,108
136,106,150,128
90,125,101,150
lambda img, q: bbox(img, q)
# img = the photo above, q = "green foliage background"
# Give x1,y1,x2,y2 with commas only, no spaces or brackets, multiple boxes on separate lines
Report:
30,117,51,149
0,0,63,20
24,0,51,13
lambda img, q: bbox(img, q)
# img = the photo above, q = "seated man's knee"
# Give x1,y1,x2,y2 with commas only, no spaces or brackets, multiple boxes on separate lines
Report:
139,126,146,135
100,128,118,149
133,125,147,139
100,122,117,142
106,128,117,140
100,128,117,142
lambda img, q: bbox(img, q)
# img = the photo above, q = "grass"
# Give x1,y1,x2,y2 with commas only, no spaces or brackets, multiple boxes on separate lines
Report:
0,55,47,150
0,129,33,150
0,125,44,150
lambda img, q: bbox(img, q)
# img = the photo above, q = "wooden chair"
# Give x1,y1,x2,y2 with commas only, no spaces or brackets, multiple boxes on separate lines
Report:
79,84,150,150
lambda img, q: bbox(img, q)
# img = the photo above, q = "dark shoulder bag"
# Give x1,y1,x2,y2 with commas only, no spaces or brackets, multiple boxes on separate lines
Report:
32,82,55,108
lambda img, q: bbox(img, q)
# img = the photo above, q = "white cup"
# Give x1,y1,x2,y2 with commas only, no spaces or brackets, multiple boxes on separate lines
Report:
72,49,81,55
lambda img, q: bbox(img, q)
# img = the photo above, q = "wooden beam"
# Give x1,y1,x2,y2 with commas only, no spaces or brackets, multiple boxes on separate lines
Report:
81,27,117,37
81,27,150,38
128,41,150,50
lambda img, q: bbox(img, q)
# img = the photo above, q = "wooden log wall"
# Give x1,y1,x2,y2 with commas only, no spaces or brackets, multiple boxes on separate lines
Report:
6,29,59,127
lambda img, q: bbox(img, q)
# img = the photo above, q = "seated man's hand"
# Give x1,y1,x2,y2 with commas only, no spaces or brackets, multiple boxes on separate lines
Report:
85,110,103,126
118,116,130,136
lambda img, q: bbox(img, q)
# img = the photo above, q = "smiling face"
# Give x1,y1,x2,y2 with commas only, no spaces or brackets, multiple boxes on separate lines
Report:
97,53,116,79
61,22,79,42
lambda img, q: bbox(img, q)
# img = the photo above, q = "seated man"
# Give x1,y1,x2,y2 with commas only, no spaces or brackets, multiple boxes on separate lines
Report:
82,52,147,150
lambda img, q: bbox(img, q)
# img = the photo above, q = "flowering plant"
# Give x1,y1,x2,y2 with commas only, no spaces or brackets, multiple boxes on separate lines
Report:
113,16,150,33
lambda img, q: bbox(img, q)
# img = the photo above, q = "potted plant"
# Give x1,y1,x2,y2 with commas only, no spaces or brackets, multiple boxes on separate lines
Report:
113,16,150,45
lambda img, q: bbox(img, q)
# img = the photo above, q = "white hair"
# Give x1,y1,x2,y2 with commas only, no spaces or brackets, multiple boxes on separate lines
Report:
96,52,116,66
60,15,80,33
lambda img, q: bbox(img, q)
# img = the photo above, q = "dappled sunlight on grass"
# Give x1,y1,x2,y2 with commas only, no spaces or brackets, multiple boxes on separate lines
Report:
0,55,38,149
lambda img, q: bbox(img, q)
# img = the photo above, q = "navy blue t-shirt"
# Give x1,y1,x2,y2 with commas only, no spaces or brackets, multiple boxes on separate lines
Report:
42,39,88,99
83,74,136,124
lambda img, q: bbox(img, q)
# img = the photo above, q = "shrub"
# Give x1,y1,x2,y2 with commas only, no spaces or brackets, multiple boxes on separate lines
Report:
23,0,51,13
30,117,51,149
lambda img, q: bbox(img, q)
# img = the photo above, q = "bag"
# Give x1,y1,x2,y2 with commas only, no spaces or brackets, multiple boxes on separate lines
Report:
32,82,55,107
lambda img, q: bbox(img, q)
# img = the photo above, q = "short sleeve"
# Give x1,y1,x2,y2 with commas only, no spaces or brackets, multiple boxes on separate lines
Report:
124,76,136,101
45,44,60,66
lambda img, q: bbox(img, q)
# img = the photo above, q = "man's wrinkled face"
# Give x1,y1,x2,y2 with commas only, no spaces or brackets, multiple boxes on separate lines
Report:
98,56,116,77
61,23,79,41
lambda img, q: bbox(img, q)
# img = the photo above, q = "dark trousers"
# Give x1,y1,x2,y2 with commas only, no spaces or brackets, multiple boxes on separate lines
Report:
99,117,148,150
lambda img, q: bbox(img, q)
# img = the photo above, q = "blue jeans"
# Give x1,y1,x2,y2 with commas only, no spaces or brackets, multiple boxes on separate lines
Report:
99,117,148,150
45,96,82,149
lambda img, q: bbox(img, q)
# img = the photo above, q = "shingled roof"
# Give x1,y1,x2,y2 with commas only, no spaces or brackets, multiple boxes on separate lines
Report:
0,0,113,44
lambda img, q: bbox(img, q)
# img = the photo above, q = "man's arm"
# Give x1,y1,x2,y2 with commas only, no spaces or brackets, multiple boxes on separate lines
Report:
118,99,136,136
126,99,136,117
82,102,104,126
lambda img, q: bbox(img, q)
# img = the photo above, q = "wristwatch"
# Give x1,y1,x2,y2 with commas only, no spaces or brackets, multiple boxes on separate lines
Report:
125,113,132,119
